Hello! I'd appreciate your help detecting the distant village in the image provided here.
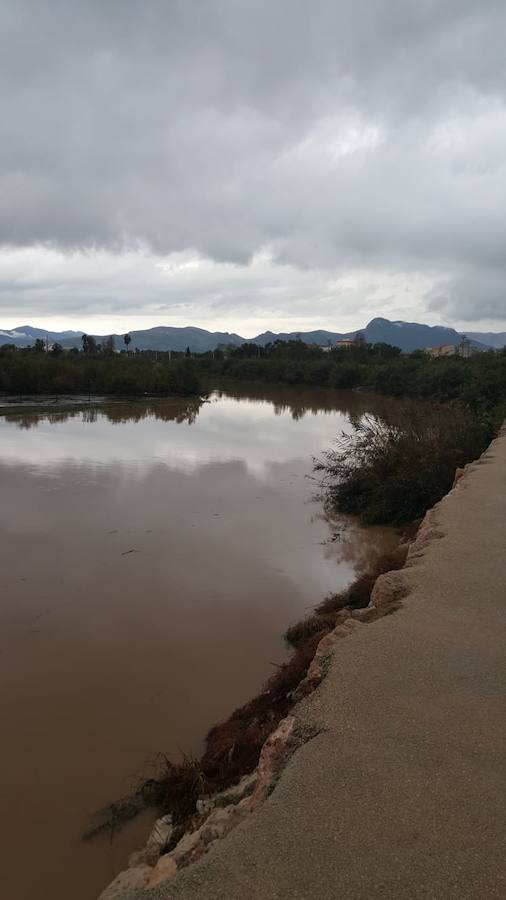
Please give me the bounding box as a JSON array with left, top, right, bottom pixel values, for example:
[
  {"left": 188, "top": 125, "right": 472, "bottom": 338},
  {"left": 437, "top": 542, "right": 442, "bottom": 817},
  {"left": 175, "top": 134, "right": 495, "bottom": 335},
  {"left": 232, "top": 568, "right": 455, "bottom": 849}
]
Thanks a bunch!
[{"left": 318, "top": 333, "right": 479, "bottom": 358}]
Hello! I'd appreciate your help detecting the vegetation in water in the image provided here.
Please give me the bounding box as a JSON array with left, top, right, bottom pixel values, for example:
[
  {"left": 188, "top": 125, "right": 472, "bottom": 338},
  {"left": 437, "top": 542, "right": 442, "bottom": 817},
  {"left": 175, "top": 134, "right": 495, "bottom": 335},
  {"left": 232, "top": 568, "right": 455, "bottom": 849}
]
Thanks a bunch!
[
  {"left": 314, "top": 403, "right": 489, "bottom": 525},
  {"left": 83, "top": 753, "right": 206, "bottom": 842}
]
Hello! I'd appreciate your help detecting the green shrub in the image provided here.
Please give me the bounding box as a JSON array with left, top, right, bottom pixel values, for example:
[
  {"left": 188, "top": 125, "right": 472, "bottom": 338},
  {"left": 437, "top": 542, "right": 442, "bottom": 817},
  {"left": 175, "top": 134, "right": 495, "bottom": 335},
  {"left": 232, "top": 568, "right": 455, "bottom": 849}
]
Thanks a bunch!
[{"left": 315, "top": 402, "right": 488, "bottom": 524}]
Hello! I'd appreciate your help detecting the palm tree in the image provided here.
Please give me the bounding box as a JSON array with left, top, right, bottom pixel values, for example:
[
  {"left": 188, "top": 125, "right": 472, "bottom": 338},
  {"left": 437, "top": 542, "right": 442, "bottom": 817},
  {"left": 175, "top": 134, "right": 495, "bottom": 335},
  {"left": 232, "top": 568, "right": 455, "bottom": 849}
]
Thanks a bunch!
[{"left": 124, "top": 333, "right": 132, "bottom": 353}]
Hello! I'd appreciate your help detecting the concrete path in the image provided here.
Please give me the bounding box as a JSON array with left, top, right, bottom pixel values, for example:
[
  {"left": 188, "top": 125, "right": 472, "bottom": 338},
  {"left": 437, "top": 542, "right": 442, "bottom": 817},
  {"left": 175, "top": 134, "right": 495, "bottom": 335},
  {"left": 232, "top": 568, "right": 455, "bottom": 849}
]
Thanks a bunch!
[{"left": 134, "top": 428, "right": 506, "bottom": 899}]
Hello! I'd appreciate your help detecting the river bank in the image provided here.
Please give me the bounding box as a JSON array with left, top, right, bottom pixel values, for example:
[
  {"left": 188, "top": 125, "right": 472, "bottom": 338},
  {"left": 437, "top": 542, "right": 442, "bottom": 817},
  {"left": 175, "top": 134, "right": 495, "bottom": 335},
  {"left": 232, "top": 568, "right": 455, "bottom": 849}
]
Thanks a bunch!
[
  {"left": 95, "top": 392, "right": 493, "bottom": 897},
  {"left": 0, "top": 393, "right": 204, "bottom": 414},
  {"left": 96, "top": 536, "right": 413, "bottom": 898},
  {"left": 91, "top": 536, "right": 411, "bottom": 837},
  {"left": 100, "top": 423, "right": 506, "bottom": 900}
]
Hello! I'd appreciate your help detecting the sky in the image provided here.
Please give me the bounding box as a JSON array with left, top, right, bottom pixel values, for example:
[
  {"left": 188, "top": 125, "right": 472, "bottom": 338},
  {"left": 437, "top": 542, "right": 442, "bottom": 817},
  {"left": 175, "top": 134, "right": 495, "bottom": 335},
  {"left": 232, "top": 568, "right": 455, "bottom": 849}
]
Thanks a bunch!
[{"left": 1, "top": 0, "right": 506, "bottom": 337}]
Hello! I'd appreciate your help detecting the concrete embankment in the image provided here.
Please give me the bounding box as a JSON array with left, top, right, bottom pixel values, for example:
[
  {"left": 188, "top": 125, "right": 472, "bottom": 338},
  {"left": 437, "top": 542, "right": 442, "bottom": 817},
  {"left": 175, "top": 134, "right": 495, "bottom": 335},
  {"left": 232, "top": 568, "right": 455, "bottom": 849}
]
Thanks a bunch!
[{"left": 117, "top": 426, "right": 506, "bottom": 900}]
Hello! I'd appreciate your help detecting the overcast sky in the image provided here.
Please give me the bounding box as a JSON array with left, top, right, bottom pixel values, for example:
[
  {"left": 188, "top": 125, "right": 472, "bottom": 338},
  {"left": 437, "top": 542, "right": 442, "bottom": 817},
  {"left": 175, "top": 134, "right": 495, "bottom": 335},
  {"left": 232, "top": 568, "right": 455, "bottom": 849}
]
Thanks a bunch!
[{"left": 1, "top": 0, "right": 505, "bottom": 336}]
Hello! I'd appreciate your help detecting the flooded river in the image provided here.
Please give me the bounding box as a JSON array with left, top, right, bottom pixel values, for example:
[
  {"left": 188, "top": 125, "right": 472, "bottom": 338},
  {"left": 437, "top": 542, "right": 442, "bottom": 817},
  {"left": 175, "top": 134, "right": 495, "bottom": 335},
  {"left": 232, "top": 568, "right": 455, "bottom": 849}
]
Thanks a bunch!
[{"left": 0, "top": 384, "right": 398, "bottom": 900}]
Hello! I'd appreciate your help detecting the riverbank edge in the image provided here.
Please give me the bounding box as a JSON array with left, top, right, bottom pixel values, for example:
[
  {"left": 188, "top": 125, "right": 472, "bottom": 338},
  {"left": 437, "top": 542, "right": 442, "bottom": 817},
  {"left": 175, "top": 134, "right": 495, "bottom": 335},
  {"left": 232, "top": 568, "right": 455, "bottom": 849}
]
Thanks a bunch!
[
  {"left": 87, "top": 537, "right": 410, "bottom": 840},
  {"left": 96, "top": 425, "right": 504, "bottom": 900},
  {"left": 96, "top": 443, "right": 495, "bottom": 899},
  {"left": 0, "top": 393, "right": 204, "bottom": 415}
]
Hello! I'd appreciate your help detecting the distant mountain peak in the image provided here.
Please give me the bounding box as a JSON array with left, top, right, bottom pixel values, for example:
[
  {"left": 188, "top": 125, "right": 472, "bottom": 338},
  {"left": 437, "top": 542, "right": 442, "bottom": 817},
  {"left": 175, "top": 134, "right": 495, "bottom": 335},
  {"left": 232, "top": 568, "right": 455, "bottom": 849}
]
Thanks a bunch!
[{"left": 368, "top": 316, "right": 390, "bottom": 325}]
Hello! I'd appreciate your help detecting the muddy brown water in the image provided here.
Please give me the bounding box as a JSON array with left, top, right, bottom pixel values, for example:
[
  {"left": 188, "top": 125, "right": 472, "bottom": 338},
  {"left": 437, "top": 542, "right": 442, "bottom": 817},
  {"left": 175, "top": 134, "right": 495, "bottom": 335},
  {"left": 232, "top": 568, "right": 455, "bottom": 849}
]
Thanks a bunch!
[{"left": 0, "top": 384, "right": 399, "bottom": 900}]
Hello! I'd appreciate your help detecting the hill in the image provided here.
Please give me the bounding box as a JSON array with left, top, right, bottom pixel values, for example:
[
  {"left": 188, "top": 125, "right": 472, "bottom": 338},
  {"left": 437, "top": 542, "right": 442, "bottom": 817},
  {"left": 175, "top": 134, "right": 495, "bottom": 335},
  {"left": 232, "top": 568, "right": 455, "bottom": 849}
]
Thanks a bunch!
[
  {"left": 0, "top": 326, "right": 83, "bottom": 347},
  {"left": 466, "top": 331, "right": 506, "bottom": 350},
  {"left": 357, "top": 318, "right": 490, "bottom": 351},
  {"left": 0, "top": 318, "right": 500, "bottom": 353}
]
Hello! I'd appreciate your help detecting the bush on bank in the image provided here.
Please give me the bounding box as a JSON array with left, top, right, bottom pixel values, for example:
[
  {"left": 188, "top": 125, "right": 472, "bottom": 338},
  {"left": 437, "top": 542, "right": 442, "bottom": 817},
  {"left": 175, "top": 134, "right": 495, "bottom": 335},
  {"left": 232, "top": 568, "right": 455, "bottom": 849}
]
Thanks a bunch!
[{"left": 315, "top": 402, "right": 489, "bottom": 525}]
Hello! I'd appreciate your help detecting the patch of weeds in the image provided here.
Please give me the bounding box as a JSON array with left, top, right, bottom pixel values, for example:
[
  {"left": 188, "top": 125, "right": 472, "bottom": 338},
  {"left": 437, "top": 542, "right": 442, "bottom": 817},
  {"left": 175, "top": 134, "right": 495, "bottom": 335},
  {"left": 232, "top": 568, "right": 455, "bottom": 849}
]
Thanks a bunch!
[
  {"left": 141, "top": 752, "right": 207, "bottom": 826},
  {"left": 285, "top": 612, "right": 339, "bottom": 647}
]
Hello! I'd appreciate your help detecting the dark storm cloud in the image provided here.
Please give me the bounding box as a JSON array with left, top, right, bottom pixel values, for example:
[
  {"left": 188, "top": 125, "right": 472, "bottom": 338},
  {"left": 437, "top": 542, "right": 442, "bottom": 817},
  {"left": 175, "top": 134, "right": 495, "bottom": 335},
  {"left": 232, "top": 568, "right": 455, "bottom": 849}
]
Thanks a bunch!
[{"left": 1, "top": 0, "right": 506, "bottom": 322}]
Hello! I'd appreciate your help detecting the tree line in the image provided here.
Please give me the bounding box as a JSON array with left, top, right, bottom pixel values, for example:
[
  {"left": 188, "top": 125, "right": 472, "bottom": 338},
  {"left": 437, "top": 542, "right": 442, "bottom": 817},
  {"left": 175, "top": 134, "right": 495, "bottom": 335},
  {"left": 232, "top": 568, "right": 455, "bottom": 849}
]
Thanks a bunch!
[
  {"left": 1, "top": 337, "right": 505, "bottom": 432},
  {"left": 0, "top": 342, "right": 201, "bottom": 397}
]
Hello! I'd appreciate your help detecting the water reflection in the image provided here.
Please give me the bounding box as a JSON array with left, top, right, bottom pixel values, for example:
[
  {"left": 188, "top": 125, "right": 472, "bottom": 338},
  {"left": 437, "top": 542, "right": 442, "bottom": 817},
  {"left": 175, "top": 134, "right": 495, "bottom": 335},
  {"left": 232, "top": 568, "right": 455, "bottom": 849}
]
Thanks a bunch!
[
  {"left": 0, "top": 391, "right": 376, "bottom": 477},
  {"left": 0, "top": 382, "right": 400, "bottom": 429},
  {"left": 210, "top": 382, "right": 396, "bottom": 422},
  {"left": 0, "top": 397, "right": 202, "bottom": 429}
]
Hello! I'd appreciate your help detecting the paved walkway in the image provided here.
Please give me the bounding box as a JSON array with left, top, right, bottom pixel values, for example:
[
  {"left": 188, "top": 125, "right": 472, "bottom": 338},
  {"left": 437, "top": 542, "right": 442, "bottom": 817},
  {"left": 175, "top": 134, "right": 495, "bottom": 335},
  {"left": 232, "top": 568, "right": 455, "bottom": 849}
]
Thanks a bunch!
[{"left": 134, "top": 428, "right": 506, "bottom": 900}]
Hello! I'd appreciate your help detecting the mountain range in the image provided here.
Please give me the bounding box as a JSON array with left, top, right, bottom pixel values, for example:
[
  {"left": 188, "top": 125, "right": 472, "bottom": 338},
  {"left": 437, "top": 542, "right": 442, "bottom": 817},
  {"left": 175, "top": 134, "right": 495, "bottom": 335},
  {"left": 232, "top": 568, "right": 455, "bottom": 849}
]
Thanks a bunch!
[
  {"left": 465, "top": 331, "right": 506, "bottom": 350},
  {"left": 1, "top": 318, "right": 504, "bottom": 353}
]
